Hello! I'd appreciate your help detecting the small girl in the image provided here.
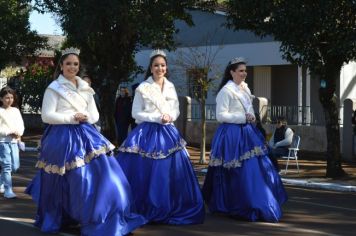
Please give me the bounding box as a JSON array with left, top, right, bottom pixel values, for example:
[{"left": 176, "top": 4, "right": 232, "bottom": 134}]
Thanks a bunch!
[{"left": 0, "top": 86, "right": 25, "bottom": 198}]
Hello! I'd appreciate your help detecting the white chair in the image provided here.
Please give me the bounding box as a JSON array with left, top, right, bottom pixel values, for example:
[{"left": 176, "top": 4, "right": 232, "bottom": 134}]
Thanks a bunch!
[{"left": 282, "top": 134, "right": 301, "bottom": 174}]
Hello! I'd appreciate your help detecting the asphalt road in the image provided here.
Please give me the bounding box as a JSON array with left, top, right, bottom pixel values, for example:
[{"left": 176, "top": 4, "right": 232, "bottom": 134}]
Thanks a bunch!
[{"left": 1, "top": 153, "right": 356, "bottom": 236}]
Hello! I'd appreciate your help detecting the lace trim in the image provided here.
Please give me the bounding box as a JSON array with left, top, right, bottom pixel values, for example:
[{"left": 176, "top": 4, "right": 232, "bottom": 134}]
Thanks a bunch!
[
  {"left": 118, "top": 139, "right": 187, "bottom": 159},
  {"left": 208, "top": 145, "right": 268, "bottom": 169},
  {"left": 36, "top": 143, "right": 115, "bottom": 175}
]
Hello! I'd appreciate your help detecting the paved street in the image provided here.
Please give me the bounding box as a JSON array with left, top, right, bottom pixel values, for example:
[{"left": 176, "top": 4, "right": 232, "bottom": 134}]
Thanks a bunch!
[{"left": 1, "top": 152, "right": 356, "bottom": 236}]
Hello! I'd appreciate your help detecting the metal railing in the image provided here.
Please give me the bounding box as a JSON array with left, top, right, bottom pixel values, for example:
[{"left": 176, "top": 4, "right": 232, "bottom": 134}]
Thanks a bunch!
[
  {"left": 188, "top": 103, "right": 216, "bottom": 121},
  {"left": 264, "top": 105, "right": 326, "bottom": 125},
  {"left": 188, "top": 103, "right": 331, "bottom": 126}
]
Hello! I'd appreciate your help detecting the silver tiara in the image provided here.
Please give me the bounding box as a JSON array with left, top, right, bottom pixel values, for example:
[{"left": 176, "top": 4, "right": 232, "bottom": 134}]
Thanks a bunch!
[
  {"left": 229, "top": 57, "right": 246, "bottom": 65},
  {"left": 61, "top": 47, "right": 80, "bottom": 56},
  {"left": 150, "top": 49, "right": 166, "bottom": 58}
]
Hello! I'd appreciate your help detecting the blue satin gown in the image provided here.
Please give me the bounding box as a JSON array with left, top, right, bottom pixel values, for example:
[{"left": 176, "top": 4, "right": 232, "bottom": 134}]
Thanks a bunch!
[
  {"left": 202, "top": 123, "right": 288, "bottom": 222},
  {"left": 26, "top": 123, "right": 146, "bottom": 236},
  {"left": 116, "top": 122, "right": 205, "bottom": 225}
]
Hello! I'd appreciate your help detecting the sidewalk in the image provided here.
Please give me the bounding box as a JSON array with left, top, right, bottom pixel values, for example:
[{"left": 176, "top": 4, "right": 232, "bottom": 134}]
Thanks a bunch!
[
  {"left": 21, "top": 132, "right": 356, "bottom": 192},
  {"left": 187, "top": 146, "right": 356, "bottom": 192}
]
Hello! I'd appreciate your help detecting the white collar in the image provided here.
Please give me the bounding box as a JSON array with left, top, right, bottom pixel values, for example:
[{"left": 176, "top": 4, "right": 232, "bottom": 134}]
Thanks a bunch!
[
  {"left": 226, "top": 80, "right": 249, "bottom": 92},
  {"left": 145, "top": 76, "right": 174, "bottom": 90},
  {"left": 57, "top": 74, "right": 95, "bottom": 94}
]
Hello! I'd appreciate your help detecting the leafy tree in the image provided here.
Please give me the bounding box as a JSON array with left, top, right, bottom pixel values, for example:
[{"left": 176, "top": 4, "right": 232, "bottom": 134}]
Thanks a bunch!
[
  {"left": 226, "top": 0, "right": 356, "bottom": 177},
  {"left": 20, "top": 60, "right": 55, "bottom": 113},
  {"left": 34, "top": 0, "right": 217, "bottom": 141},
  {"left": 0, "top": 66, "right": 22, "bottom": 79},
  {"left": 0, "top": 0, "right": 47, "bottom": 70}
]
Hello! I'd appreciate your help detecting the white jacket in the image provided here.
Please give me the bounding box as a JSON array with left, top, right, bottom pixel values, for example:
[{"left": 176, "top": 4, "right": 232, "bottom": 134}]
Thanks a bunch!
[
  {"left": 132, "top": 76, "right": 180, "bottom": 124},
  {"left": 0, "top": 107, "right": 24, "bottom": 143},
  {"left": 216, "top": 80, "right": 255, "bottom": 124},
  {"left": 41, "top": 75, "right": 99, "bottom": 125}
]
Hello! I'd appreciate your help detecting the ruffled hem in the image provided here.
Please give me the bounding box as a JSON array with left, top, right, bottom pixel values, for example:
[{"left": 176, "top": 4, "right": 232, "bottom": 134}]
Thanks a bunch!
[
  {"left": 36, "top": 143, "right": 115, "bottom": 175},
  {"left": 118, "top": 139, "right": 186, "bottom": 159},
  {"left": 118, "top": 122, "right": 187, "bottom": 159},
  {"left": 208, "top": 123, "right": 268, "bottom": 169},
  {"left": 209, "top": 145, "right": 268, "bottom": 169}
]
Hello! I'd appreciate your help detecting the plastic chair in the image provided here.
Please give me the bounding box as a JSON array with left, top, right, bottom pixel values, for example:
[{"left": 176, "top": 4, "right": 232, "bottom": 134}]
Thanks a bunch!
[{"left": 282, "top": 134, "right": 300, "bottom": 174}]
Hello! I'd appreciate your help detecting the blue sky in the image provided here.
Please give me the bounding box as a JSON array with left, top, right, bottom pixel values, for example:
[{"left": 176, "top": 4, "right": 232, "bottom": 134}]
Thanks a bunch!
[{"left": 29, "top": 11, "right": 63, "bottom": 35}]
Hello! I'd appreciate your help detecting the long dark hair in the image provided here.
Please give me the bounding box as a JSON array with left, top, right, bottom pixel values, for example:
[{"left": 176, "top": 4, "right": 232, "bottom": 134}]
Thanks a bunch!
[
  {"left": 144, "top": 54, "right": 168, "bottom": 80},
  {"left": 217, "top": 61, "right": 247, "bottom": 92},
  {"left": 0, "top": 86, "right": 18, "bottom": 108},
  {"left": 53, "top": 53, "right": 80, "bottom": 80}
]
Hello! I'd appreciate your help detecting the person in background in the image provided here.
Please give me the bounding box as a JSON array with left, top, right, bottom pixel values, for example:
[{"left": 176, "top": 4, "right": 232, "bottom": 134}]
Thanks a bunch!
[
  {"left": 0, "top": 86, "right": 24, "bottom": 199},
  {"left": 25, "top": 47, "right": 146, "bottom": 235},
  {"left": 130, "top": 83, "right": 140, "bottom": 130},
  {"left": 7, "top": 69, "right": 24, "bottom": 110},
  {"left": 268, "top": 116, "right": 294, "bottom": 171},
  {"left": 202, "top": 57, "right": 287, "bottom": 223},
  {"left": 114, "top": 87, "right": 133, "bottom": 145},
  {"left": 116, "top": 49, "right": 205, "bottom": 225},
  {"left": 82, "top": 74, "right": 101, "bottom": 132}
]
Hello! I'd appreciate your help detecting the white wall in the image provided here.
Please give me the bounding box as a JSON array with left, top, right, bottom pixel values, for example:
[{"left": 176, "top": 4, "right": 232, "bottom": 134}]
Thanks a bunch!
[
  {"left": 339, "top": 61, "right": 356, "bottom": 125},
  {"left": 133, "top": 42, "right": 290, "bottom": 103},
  {"left": 135, "top": 41, "right": 290, "bottom": 70},
  {"left": 340, "top": 61, "right": 356, "bottom": 101}
]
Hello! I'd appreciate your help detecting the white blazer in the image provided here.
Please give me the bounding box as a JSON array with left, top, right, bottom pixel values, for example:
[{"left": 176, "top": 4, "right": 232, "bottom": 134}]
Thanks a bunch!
[
  {"left": 216, "top": 80, "right": 255, "bottom": 124},
  {"left": 0, "top": 107, "right": 24, "bottom": 142},
  {"left": 41, "top": 75, "right": 99, "bottom": 125},
  {"left": 132, "top": 76, "right": 180, "bottom": 124}
]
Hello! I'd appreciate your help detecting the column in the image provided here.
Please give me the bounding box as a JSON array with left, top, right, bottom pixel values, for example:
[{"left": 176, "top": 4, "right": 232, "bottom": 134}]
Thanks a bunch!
[{"left": 298, "top": 66, "right": 303, "bottom": 125}]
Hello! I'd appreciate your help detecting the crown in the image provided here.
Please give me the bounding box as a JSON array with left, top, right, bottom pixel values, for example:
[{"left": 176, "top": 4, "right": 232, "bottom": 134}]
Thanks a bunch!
[
  {"left": 229, "top": 57, "right": 246, "bottom": 65},
  {"left": 61, "top": 47, "right": 80, "bottom": 56},
  {"left": 150, "top": 49, "right": 166, "bottom": 58}
]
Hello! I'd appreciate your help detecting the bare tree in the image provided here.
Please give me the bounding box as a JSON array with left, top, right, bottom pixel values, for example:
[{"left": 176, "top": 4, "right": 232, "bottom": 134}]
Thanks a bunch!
[{"left": 173, "top": 39, "right": 223, "bottom": 164}]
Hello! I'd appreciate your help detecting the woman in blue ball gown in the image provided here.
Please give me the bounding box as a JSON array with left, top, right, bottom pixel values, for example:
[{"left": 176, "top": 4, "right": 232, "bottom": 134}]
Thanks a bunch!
[
  {"left": 26, "top": 48, "right": 146, "bottom": 235},
  {"left": 116, "top": 49, "right": 204, "bottom": 225},
  {"left": 202, "top": 57, "right": 287, "bottom": 222}
]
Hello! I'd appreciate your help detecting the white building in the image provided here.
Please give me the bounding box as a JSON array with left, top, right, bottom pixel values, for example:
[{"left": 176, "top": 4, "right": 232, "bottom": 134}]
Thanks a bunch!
[{"left": 132, "top": 10, "right": 356, "bottom": 127}]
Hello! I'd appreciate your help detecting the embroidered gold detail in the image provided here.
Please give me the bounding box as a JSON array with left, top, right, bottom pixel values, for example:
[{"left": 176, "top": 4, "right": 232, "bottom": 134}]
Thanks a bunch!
[
  {"left": 35, "top": 144, "right": 115, "bottom": 175},
  {"left": 118, "top": 139, "right": 187, "bottom": 159},
  {"left": 209, "top": 145, "right": 268, "bottom": 169}
]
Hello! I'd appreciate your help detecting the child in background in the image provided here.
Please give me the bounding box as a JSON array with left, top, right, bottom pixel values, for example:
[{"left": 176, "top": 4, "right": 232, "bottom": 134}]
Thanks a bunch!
[{"left": 0, "top": 86, "right": 24, "bottom": 198}]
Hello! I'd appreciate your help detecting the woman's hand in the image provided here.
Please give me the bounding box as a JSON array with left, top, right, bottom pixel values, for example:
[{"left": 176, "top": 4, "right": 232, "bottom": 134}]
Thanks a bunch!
[
  {"left": 246, "top": 113, "right": 256, "bottom": 123},
  {"left": 161, "top": 114, "right": 172, "bottom": 124},
  {"left": 10, "top": 132, "right": 21, "bottom": 139},
  {"left": 74, "top": 113, "right": 88, "bottom": 122}
]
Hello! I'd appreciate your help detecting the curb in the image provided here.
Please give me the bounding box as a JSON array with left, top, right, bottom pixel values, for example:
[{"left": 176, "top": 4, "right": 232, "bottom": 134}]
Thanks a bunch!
[
  {"left": 196, "top": 168, "right": 356, "bottom": 193},
  {"left": 281, "top": 178, "right": 356, "bottom": 192}
]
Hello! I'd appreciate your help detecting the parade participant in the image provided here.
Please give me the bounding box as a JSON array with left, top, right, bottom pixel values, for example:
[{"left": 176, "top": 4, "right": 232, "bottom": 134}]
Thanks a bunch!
[
  {"left": 26, "top": 47, "right": 146, "bottom": 235},
  {"left": 116, "top": 49, "right": 205, "bottom": 225},
  {"left": 202, "top": 57, "right": 287, "bottom": 222},
  {"left": 0, "top": 87, "right": 24, "bottom": 198}
]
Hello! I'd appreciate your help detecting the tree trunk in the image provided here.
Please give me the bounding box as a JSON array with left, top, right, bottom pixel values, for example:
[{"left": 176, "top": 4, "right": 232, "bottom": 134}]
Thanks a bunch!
[
  {"left": 199, "top": 98, "right": 207, "bottom": 164},
  {"left": 318, "top": 62, "right": 345, "bottom": 178},
  {"left": 99, "top": 75, "right": 119, "bottom": 143}
]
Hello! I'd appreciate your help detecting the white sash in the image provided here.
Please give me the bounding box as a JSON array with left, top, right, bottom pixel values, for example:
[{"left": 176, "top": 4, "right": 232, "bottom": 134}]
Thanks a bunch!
[
  {"left": 48, "top": 80, "right": 88, "bottom": 112},
  {"left": 138, "top": 79, "right": 171, "bottom": 114}
]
